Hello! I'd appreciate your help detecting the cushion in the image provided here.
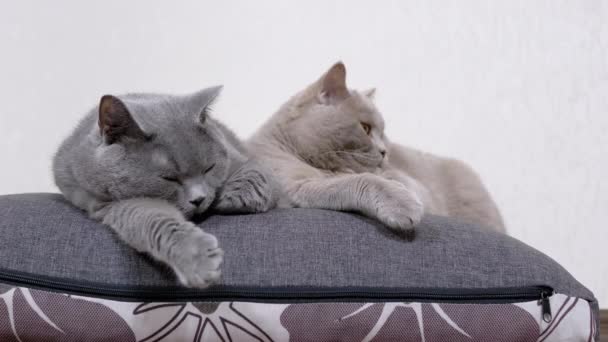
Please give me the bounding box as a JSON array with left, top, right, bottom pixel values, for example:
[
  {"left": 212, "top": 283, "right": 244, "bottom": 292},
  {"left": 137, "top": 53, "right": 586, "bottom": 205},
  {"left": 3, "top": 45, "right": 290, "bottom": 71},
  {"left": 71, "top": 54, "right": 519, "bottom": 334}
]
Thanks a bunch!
[{"left": 0, "top": 193, "right": 599, "bottom": 341}]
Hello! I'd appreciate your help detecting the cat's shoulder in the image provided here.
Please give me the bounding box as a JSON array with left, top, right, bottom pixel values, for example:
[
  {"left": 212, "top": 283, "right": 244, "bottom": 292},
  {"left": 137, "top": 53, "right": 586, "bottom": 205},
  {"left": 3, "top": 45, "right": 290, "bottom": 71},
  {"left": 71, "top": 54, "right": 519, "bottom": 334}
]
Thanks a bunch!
[
  {"left": 388, "top": 143, "right": 444, "bottom": 166},
  {"left": 388, "top": 142, "right": 481, "bottom": 178}
]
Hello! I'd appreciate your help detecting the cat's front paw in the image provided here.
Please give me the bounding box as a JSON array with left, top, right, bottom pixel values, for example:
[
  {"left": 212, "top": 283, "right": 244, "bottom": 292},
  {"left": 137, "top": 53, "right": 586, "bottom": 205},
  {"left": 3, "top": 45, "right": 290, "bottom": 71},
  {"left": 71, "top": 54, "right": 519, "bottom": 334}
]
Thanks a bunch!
[
  {"left": 372, "top": 179, "right": 424, "bottom": 234},
  {"left": 214, "top": 169, "right": 276, "bottom": 213},
  {"left": 171, "top": 226, "right": 224, "bottom": 288}
]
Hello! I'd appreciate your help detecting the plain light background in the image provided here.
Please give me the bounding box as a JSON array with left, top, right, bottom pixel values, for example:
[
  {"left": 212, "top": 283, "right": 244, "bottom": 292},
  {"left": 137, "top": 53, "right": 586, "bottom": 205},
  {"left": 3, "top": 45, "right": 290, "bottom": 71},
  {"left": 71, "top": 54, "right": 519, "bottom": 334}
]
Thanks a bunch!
[{"left": 1, "top": 1, "right": 606, "bottom": 306}]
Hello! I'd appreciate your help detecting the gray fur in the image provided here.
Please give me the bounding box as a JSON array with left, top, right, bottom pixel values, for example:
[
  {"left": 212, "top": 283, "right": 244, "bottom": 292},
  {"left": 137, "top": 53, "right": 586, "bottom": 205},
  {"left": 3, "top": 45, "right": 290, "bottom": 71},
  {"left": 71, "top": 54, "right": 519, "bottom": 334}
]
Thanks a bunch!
[
  {"left": 53, "top": 87, "right": 277, "bottom": 288},
  {"left": 250, "top": 62, "right": 505, "bottom": 234}
]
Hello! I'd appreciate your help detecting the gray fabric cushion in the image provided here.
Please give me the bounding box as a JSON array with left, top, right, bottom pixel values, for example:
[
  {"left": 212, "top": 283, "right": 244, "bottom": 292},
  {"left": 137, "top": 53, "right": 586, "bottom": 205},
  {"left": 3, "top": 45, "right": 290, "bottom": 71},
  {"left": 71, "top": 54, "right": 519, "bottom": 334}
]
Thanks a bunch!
[{"left": 0, "top": 193, "right": 597, "bottom": 306}]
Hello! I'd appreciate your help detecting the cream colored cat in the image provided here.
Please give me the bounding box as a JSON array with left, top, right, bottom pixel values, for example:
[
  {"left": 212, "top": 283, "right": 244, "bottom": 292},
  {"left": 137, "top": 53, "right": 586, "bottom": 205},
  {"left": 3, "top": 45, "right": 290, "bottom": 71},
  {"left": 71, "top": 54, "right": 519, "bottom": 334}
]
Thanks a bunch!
[{"left": 249, "top": 62, "right": 505, "bottom": 234}]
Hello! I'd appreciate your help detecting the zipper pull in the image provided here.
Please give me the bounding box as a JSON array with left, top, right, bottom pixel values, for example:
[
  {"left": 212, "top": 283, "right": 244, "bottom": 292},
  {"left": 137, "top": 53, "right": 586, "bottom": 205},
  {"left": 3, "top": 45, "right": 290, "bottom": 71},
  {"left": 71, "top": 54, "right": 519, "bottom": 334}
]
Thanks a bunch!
[{"left": 539, "top": 291, "right": 552, "bottom": 323}]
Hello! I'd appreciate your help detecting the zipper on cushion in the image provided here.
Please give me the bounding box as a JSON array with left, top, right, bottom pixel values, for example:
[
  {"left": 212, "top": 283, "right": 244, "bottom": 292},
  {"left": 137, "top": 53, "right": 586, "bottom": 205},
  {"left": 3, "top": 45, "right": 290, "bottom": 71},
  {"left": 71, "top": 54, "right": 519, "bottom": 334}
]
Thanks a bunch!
[
  {"left": 0, "top": 268, "right": 553, "bottom": 308},
  {"left": 539, "top": 289, "right": 552, "bottom": 322}
]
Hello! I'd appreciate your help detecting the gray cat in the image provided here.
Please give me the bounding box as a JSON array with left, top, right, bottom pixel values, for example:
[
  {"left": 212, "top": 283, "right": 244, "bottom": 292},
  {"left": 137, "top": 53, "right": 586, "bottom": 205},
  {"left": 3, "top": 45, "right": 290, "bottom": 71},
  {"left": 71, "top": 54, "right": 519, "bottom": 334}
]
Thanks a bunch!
[
  {"left": 249, "top": 63, "right": 505, "bottom": 235},
  {"left": 53, "top": 86, "right": 276, "bottom": 288}
]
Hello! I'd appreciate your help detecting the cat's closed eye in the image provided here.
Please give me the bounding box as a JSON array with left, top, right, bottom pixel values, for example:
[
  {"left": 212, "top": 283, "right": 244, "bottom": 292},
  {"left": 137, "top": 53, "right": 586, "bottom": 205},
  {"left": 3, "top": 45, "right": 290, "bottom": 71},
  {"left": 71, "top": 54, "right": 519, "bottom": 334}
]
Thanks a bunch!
[
  {"left": 203, "top": 163, "right": 216, "bottom": 174},
  {"left": 360, "top": 122, "right": 372, "bottom": 135},
  {"left": 161, "top": 176, "right": 181, "bottom": 184}
]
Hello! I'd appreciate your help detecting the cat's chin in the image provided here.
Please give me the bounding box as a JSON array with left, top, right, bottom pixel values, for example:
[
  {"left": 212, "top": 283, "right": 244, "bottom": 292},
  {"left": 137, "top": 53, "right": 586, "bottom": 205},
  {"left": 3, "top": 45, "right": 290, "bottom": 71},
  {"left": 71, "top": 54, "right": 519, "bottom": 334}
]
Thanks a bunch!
[
  {"left": 351, "top": 164, "right": 383, "bottom": 174},
  {"left": 354, "top": 159, "right": 384, "bottom": 173},
  {"left": 178, "top": 205, "right": 197, "bottom": 220},
  {"left": 334, "top": 163, "right": 379, "bottom": 173},
  {"left": 183, "top": 203, "right": 214, "bottom": 221}
]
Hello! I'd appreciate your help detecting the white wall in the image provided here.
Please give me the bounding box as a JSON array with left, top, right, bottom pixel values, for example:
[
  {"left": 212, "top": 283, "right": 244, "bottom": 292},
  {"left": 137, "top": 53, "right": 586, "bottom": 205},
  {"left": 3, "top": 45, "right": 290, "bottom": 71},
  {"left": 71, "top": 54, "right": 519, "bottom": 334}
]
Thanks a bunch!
[{"left": 1, "top": 1, "right": 606, "bottom": 306}]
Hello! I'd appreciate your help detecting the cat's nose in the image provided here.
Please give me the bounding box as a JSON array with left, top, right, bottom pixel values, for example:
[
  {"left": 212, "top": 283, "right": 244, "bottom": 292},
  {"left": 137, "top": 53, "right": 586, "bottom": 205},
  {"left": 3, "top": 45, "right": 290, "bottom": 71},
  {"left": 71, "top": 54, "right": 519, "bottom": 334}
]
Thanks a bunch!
[
  {"left": 380, "top": 149, "right": 386, "bottom": 158},
  {"left": 189, "top": 197, "right": 205, "bottom": 207}
]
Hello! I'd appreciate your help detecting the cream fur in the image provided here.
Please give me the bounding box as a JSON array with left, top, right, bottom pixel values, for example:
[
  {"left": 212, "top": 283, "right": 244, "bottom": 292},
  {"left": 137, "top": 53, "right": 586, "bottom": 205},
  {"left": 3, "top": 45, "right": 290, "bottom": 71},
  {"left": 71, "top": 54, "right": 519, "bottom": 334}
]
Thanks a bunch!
[{"left": 249, "top": 62, "right": 505, "bottom": 233}]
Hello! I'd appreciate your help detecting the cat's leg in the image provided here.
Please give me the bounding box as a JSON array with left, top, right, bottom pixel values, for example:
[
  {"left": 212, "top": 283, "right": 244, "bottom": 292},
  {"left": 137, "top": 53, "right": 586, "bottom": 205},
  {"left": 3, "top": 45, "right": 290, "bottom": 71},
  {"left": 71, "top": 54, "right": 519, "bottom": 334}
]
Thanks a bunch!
[
  {"left": 288, "top": 173, "right": 424, "bottom": 233},
  {"left": 94, "top": 198, "right": 223, "bottom": 288},
  {"left": 212, "top": 160, "right": 277, "bottom": 214},
  {"left": 380, "top": 168, "right": 443, "bottom": 214}
]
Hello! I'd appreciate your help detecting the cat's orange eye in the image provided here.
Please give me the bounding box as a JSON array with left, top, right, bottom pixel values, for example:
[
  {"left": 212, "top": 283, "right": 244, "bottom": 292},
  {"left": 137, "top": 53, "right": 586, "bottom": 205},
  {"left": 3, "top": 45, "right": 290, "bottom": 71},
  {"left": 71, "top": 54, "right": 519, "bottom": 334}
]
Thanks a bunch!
[{"left": 361, "top": 122, "right": 372, "bottom": 135}]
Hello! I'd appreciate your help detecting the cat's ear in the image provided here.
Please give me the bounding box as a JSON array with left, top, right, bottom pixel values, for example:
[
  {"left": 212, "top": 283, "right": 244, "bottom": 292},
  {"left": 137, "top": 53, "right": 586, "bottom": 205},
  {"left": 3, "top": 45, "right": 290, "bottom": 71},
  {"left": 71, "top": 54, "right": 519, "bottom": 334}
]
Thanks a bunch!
[
  {"left": 190, "top": 85, "right": 223, "bottom": 125},
  {"left": 363, "top": 88, "right": 376, "bottom": 100},
  {"left": 98, "top": 95, "right": 147, "bottom": 144},
  {"left": 318, "top": 61, "right": 350, "bottom": 104}
]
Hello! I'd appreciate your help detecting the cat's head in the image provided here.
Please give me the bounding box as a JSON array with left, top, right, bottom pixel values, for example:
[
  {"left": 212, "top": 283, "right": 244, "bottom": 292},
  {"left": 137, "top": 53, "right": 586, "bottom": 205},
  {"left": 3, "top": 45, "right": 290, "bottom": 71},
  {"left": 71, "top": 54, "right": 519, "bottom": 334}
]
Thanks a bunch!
[
  {"left": 279, "top": 62, "right": 387, "bottom": 173},
  {"left": 95, "top": 87, "right": 230, "bottom": 218}
]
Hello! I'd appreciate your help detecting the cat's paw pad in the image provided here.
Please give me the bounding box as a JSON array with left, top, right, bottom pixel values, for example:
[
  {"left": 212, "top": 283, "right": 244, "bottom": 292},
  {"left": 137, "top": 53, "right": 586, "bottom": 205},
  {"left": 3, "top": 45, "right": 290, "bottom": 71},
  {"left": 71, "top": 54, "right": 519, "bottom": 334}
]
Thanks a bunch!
[
  {"left": 172, "top": 230, "right": 224, "bottom": 288},
  {"left": 374, "top": 180, "right": 424, "bottom": 234}
]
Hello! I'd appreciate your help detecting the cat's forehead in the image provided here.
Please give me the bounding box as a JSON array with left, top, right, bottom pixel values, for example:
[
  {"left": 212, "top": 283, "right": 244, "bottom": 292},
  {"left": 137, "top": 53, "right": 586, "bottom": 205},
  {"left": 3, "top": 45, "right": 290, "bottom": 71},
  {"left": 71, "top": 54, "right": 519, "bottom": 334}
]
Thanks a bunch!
[
  {"left": 118, "top": 87, "right": 220, "bottom": 122},
  {"left": 344, "top": 92, "right": 384, "bottom": 127},
  {"left": 147, "top": 139, "right": 208, "bottom": 173},
  {"left": 120, "top": 94, "right": 184, "bottom": 120},
  {"left": 150, "top": 148, "right": 174, "bottom": 169},
  {"left": 120, "top": 93, "right": 176, "bottom": 112},
  {"left": 147, "top": 121, "right": 227, "bottom": 174},
  {"left": 118, "top": 94, "right": 204, "bottom": 138}
]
